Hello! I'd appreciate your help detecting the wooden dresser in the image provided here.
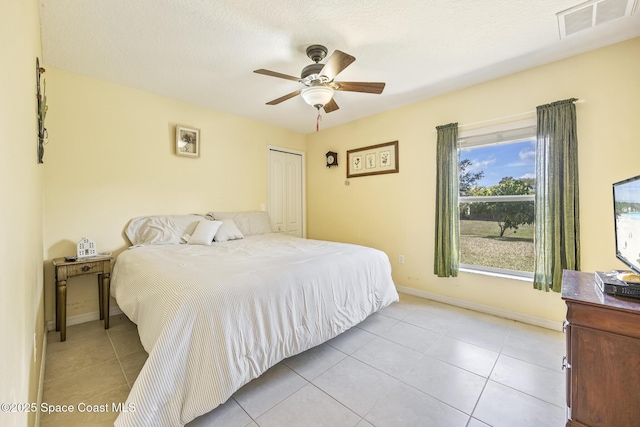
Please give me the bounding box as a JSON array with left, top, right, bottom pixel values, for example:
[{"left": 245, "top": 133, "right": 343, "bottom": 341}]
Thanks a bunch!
[{"left": 561, "top": 269, "right": 640, "bottom": 427}]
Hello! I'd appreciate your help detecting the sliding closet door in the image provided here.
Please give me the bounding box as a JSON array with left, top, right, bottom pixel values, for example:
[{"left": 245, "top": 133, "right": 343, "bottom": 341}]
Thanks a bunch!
[{"left": 268, "top": 148, "right": 303, "bottom": 237}]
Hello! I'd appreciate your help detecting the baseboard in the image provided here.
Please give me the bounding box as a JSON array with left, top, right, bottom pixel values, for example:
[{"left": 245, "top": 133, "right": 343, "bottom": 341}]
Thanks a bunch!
[
  {"left": 46, "top": 306, "right": 123, "bottom": 332},
  {"left": 35, "top": 329, "right": 46, "bottom": 427},
  {"left": 395, "top": 285, "right": 563, "bottom": 331}
]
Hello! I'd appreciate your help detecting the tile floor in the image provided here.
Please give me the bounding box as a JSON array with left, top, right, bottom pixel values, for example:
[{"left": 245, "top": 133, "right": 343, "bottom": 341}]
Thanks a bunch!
[{"left": 41, "top": 293, "right": 567, "bottom": 427}]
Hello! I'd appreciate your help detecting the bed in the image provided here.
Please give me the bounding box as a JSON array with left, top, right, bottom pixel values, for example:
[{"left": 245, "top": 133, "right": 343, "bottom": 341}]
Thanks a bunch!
[{"left": 111, "top": 212, "right": 398, "bottom": 427}]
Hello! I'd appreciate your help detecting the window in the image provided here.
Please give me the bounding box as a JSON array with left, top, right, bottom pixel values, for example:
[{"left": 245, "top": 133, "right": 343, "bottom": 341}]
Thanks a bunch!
[{"left": 457, "top": 119, "right": 536, "bottom": 278}]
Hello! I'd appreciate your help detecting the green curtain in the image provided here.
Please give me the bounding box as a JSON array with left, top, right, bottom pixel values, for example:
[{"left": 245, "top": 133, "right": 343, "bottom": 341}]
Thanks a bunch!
[
  {"left": 434, "top": 123, "right": 460, "bottom": 277},
  {"left": 533, "top": 99, "right": 580, "bottom": 292}
]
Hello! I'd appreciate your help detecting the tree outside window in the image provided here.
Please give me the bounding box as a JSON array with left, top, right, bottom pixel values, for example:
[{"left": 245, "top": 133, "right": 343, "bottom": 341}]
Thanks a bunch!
[{"left": 458, "top": 134, "right": 536, "bottom": 275}]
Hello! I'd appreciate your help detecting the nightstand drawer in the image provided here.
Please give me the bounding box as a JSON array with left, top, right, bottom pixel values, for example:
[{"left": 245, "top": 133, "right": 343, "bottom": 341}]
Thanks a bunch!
[{"left": 66, "top": 261, "right": 104, "bottom": 276}]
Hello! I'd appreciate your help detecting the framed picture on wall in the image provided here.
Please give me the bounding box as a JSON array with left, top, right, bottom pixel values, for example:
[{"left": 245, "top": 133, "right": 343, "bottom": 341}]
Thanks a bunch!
[
  {"left": 352, "top": 155, "right": 363, "bottom": 171},
  {"left": 365, "top": 153, "right": 376, "bottom": 169},
  {"left": 176, "top": 125, "right": 200, "bottom": 157},
  {"left": 347, "top": 141, "right": 399, "bottom": 178}
]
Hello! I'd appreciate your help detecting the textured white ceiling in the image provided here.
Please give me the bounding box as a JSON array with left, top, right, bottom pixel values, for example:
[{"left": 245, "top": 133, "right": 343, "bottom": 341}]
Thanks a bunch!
[{"left": 38, "top": 0, "right": 640, "bottom": 134}]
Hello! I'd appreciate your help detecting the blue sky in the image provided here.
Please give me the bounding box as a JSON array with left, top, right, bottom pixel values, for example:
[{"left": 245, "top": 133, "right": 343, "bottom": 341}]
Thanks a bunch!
[
  {"left": 459, "top": 139, "right": 536, "bottom": 187},
  {"left": 615, "top": 177, "right": 640, "bottom": 203}
]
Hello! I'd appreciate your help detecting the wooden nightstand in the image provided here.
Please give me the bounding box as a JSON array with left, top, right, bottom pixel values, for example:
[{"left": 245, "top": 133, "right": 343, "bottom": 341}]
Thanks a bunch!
[{"left": 52, "top": 255, "right": 113, "bottom": 341}]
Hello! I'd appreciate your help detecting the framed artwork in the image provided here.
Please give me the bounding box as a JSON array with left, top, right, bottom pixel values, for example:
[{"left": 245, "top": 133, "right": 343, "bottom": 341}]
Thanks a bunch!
[
  {"left": 365, "top": 153, "right": 376, "bottom": 169},
  {"left": 347, "top": 141, "right": 399, "bottom": 178},
  {"left": 353, "top": 155, "right": 363, "bottom": 171},
  {"left": 176, "top": 125, "right": 200, "bottom": 157}
]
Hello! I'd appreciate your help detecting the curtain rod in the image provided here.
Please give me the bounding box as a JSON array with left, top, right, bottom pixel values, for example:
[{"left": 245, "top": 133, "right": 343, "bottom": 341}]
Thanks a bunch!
[{"left": 434, "top": 99, "right": 586, "bottom": 132}]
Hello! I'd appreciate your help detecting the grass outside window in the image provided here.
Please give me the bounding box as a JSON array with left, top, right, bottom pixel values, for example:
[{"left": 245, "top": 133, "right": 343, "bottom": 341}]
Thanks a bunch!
[{"left": 460, "top": 219, "right": 534, "bottom": 273}]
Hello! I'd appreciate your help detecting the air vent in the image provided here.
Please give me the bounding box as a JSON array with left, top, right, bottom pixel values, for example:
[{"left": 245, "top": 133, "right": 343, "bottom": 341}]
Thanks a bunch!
[{"left": 557, "top": 0, "right": 638, "bottom": 38}]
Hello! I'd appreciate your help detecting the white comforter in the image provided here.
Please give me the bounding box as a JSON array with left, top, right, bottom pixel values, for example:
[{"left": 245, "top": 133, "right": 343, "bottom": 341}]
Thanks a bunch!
[{"left": 111, "top": 233, "right": 398, "bottom": 427}]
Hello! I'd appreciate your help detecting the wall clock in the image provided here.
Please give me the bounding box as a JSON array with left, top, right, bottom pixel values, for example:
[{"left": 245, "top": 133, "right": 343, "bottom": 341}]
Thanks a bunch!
[{"left": 326, "top": 151, "right": 338, "bottom": 168}]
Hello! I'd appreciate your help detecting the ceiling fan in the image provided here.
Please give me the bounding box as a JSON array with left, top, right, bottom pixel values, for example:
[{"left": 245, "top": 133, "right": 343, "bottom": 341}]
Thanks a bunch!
[{"left": 254, "top": 44, "right": 386, "bottom": 114}]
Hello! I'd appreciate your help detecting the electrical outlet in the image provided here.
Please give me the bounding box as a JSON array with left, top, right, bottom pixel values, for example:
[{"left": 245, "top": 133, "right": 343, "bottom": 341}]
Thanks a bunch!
[
  {"left": 260, "top": 203, "right": 265, "bottom": 211},
  {"left": 399, "top": 255, "right": 405, "bottom": 264}
]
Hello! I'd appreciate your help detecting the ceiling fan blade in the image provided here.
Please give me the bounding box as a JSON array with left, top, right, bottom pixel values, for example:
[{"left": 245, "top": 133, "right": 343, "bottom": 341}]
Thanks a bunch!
[
  {"left": 266, "top": 90, "right": 301, "bottom": 105},
  {"left": 254, "top": 69, "right": 301, "bottom": 82},
  {"left": 335, "top": 81, "right": 386, "bottom": 94},
  {"left": 320, "top": 50, "right": 355, "bottom": 81},
  {"left": 323, "top": 98, "right": 339, "bottom": 113}
]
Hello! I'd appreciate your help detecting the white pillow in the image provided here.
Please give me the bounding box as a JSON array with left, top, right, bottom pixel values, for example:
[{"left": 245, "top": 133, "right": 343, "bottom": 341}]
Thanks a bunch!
[
  {"left": 125, "top": 214, "right": 203, "bottom": 246},
  {"left": 213, "top": 218, "right": 244, "bottom": 242},
  {"left": 209, "top": 211, "right": 273, "bottom": 236},
  {"left": 188, "top": 220, "right": 222, "bottom": 245}
]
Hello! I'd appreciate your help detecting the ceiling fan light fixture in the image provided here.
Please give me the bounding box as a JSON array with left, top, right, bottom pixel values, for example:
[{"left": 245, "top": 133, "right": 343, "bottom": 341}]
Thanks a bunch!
[{"left": 301, "top": 86, "right": 334, "bottom": 109}]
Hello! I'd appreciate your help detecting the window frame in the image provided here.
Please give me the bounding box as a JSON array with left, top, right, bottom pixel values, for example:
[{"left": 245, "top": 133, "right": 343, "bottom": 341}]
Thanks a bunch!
[{"left": 457, "top": 118, "right": 536, "bottom": 280}]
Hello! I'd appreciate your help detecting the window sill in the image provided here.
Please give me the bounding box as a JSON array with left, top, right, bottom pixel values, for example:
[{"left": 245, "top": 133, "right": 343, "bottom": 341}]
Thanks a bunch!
[{"left": 459, "top": 266, "right": 533, "bottom": 282}]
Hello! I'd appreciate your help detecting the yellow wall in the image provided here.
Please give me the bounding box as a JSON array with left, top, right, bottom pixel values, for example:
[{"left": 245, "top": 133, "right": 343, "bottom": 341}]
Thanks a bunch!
[
  {"left": 0, "top": 0, "right": 45, "bottom": 426},
  {"left": 41, "top": 38, "right": 640, "bottom": 329},
  {"left": 307, "top": 37, "right": 640, "bottom": 325},
  {"left": 1, "top": 5, "right": 633, "bottom": 423},
  {"left": 42, "top": 68, "right": 306, "bottom": 323}
]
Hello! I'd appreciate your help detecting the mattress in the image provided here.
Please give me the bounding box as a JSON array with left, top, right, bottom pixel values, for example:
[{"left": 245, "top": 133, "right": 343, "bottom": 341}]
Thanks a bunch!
[{"left": 111, "top": 233, "right": 398, "bottom": 426}]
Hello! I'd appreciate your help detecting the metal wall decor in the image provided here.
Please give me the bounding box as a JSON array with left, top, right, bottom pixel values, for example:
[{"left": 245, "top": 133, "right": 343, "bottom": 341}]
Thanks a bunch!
[{"left": 36, "top": 58, "right": 48, "bottom": 164}]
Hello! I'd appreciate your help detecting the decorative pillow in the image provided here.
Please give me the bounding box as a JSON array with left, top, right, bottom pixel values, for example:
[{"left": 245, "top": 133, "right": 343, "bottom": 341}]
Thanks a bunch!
[
  {"left": 188, "top": 220, "right": 222, "bottom": 245},
  {"left": 208, "top": 211, "right": 273, "bottom": 236},
  {"left": 213, "top": 218, "right": 244, "bottom": 242},
  {"left": 125, "top": 214, "right": 204, "bottom": 246}
]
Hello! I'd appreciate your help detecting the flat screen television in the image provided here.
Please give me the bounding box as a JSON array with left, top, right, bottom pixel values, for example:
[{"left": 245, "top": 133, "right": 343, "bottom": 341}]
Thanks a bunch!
[{"left": 613, "top": 174, "right": 640, "bottom": 276}]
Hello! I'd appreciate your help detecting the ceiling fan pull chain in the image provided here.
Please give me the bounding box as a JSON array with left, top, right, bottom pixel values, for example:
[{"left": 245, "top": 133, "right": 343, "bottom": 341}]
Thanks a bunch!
[{"left": 316, "top": 109, "right": 322, "bottom": 132}]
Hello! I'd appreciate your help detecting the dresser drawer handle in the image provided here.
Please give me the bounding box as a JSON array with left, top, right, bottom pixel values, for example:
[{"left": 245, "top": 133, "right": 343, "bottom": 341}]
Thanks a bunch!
[
  {"left": 562, "top": 356, "right": 571, "bottom": 371},
  {"left": 562, "top": 320, "right": 569, "bottom": 333},
  {"left": 82, "top": 265, "right": 91, "bottom": 272}
]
